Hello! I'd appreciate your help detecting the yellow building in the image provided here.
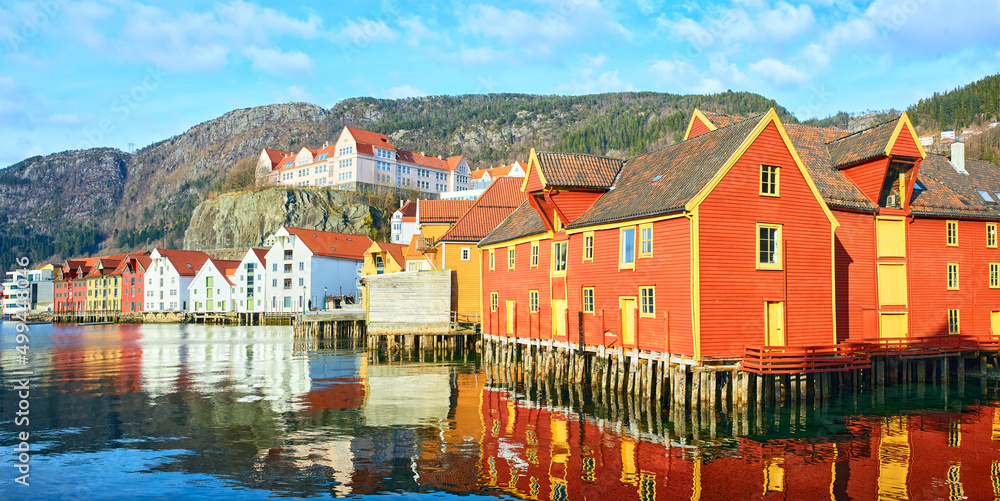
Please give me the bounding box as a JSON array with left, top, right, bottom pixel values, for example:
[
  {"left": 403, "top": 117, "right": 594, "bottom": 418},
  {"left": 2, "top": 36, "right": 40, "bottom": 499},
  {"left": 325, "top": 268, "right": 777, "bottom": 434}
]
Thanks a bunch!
[
  {"left": 84, "top": 255, "right": 127, "bottom": 311},
  {"left": 433, "top": 178, "right": 526, "bottom": 318},
  {"left": 361, "top": 242, "right": 407, "bottom": 276}
]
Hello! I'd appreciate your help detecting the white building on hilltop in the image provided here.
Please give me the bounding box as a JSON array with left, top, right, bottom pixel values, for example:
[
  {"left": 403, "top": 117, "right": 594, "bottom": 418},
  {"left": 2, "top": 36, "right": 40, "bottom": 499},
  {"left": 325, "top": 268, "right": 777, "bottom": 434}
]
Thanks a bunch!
[
  {"left": 256, "top": 126, "right": 473, "bottom": 196},
  {"left": 264, "top": 227, "right": 373, "bottom": 312}
]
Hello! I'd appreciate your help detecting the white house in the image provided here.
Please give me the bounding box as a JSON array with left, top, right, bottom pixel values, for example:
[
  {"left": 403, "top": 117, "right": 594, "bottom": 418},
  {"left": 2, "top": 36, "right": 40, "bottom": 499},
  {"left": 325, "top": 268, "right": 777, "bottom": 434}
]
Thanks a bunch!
[
  {"left": 235, "top": 248, "right": 268, "bottom": 312},
  {"left": 2, "top": 267, "right": 55, "bottom": 314},
  {"left": 941, "top": 129, "right": 956, "bottom": 141},
  {"left": 145, "top": 249, "right": 210, "bottom": 311},
  {"left": 390, "top": 201, "right": 419, "bottom": 244},
  {"left": 188, "top": 258, "right": 241, "bottom": 312},
  {"left": 264, "top": 227, "right": 373, "bottom": 312},
  {"left": 919, "top": 134, "right": 934, "bottom": 146}
]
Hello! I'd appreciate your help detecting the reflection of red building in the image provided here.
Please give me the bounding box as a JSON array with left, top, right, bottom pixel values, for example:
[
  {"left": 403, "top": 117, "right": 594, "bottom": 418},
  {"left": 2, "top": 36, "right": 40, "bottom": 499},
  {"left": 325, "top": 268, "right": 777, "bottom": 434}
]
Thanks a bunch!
[
  {"left": 49, "top": 324, "right": 144, "bottom": 395},
  {"left": 478, "top": 387, "right": 1000, "bottom": 500}
]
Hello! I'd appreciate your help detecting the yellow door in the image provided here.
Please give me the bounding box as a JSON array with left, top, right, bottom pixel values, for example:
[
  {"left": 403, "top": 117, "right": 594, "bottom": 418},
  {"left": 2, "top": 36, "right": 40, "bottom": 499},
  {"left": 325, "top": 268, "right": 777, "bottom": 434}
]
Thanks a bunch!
[
  {"left": 620, "top": 297, "right": 637, "bottom": 345},
  {"left": 879, "top": 313, "right": 907, "bottom": 338},
  {"left": 552, "top": 299, "right": 567, "bottom": 337},
  {"left": 766, "top": 301, "right": 785, "bottom": 346},
  {"left": 991, "top": 311, "right": 1000, "bottom": 336},
  {"left": 506, "top": 300, "right": 516, "bottom": 335}
]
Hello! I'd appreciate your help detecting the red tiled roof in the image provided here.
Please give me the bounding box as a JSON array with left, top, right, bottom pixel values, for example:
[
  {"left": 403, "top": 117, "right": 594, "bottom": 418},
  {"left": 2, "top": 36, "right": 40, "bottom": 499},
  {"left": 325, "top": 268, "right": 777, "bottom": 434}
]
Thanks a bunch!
[
  {"left": 417, "top": 199, "right": 475, "bottom": 224},
  {"left": 282, "top": 227, "right": 373, "bottom": 260},
  {"left": 370, "top": 242, "right": 407, "bottom": 268},
  {"left": 405, "top": 234, "right": 423, "bottom": 260},
  {"left": 445, "top": 155, "right": 466, "bottom": 172},
  {"left": 782, "top": 123, "right": 875, "bottom": 211},
  {"left": 440, "top": 178, "right": 528, "bottom": 243},
  {"left": 398, "top": 150, "right": 451, "bottom": 169},
  {"left": 702, "top": 111, "right": 746, "bottom": 128},
  {"left": 250, "top": 248, "right": 267, "bottom": 265},
  {"left": 157, "top": 249, "right": 211, "bottom": 276},
  {"left": 345, "top": 126, "right": 394, "bottom": 150},
  {"left": 826, "top": 118, "right": 900, "bottom": 168},
  {"left": 533, "top": 152, "right": 624, "bottom": 189},
  {"left": 480, "top": 200, "right": 548, "bottom": 247},
  {"left": 396, "top": 201, "right": 417, "bottom": 222},
  {"left": 264, "top": 148, "right": 291, "bottom": 168}
]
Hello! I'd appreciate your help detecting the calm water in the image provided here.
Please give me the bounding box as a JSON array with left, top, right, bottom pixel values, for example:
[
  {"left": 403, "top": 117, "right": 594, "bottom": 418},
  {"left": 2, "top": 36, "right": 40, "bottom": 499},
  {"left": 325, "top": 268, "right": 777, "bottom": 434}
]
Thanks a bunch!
[{"left": 1, "top": 323, "right": 999, "bottom": 500}]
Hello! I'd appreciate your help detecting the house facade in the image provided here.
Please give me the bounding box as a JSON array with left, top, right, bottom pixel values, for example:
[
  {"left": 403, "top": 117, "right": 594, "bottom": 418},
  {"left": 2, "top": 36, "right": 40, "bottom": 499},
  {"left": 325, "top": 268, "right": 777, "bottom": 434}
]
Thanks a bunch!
[
  {"left": 145, "top": 249, "right": 211, "bottom": 312},
  {"left": 118, "top": 254, "right": 151, "bottom": 313},
  {"left": 188, "top": 258, "right": 241, "bottom": 312},
  {"left": 480, "top": 110, "right": 839, "bottom": 360},
  {"left": 264, "top": 227, "right": 372, "bottom": 312},
  {"left": 235, "top": 248, "right": 268, "bottom": 312},
  {"left": 361, "top": 242, "right": 407, "bottom": 277},
  {"left": 256, "top": 126, "right": 473, "bottom": 196}
]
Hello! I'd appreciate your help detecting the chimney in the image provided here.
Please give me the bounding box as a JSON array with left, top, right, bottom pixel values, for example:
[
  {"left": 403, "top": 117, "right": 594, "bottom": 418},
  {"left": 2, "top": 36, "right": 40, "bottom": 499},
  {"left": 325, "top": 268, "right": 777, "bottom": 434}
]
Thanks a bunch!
[
  {"left": 439, "top": 154, "right": 445, "bottom": 160},
  {"left": 420, "top": 152, "right": 426, "bottom": 156},
  {"left": 323, "top": 141, "right": 329, "bottom": 148},
  {"left": 951, "top": 142, "right": 967, "bottom": 174}
]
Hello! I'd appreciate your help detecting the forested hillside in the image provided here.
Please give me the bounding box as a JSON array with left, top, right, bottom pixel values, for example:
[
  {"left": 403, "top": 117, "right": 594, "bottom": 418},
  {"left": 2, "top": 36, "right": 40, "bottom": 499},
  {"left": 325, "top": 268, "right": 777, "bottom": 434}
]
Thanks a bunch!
[{"left": 907, "top": 73, "right": 1000, "bottom": 131}]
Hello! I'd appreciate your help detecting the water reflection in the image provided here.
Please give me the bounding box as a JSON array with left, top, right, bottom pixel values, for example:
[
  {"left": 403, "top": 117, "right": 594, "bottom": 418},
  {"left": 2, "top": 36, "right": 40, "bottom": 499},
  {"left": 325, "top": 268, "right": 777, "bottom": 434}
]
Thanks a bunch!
[{"left": 1, "top": 323, "right": 999, "bottom": 500}]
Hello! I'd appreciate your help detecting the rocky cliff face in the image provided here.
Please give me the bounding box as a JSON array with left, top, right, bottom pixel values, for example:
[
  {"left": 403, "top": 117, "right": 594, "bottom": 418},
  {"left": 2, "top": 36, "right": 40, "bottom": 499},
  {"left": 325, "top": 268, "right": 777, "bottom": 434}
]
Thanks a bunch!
[
  {"left": 0, "top": 148, "right": 129, "bottom": 231},
  {"left": 183, "top": 188, "right": 380, "bottom": 251}
]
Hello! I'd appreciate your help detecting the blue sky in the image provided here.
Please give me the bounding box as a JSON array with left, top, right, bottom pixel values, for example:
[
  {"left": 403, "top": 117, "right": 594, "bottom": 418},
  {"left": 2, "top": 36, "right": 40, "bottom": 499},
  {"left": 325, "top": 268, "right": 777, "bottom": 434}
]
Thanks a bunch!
[{"left": 1, "top": 0, "right": 998, "bottom": 168}]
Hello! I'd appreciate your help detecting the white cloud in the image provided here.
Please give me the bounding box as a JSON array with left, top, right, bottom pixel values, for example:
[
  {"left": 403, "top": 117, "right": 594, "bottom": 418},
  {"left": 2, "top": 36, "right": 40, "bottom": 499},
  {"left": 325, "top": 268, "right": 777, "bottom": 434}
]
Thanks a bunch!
[
  {"left": 558, "top": 54, "right": 634, "bottom": 94},
  {"left": 60, "top": 1, "right": 323, "bottom": 73},
  {"left": 648, "top": 59, "right": 724, "bottom": 94},
  {"left": 47, "top": 114, "right": 85, "bottom": 126},
  {"left": 284, "top": 85, "right": 315, "bottom": 103},
  {"left": 462, "top": 1, "right": 631, "bottom": 62},
  {"left": 637, "top": 0, "right": 664, "bottom": 16},
  {"left": 334, "top": 18, "right": 398, "bottom": 44},
  {"left": 758, "top": 2, "right": 815, "bottom": 41},
  {"left": 245, "top": 46, "right": 312, "bottom": 74},
  {"left": 382, "top": 85, "right": 426, "bottom": 99},
  {"left": 398, "top": 16, "right": 440, "bottom": 47},
  {"left": 0, "top": 76, "right": 41, "bottom": 129},
  {"left": 456, "top": 46, "right": 505, "bottom": 65},
  {"left": 749, "top": 58, "right": 811, "bottom": 87}
]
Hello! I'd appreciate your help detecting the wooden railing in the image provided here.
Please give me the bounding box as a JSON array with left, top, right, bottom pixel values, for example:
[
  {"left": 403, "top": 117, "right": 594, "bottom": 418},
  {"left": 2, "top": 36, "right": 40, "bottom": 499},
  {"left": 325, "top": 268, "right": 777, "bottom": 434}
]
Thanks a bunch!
[
  {"left": 742, "top": 344, "right": 870, "bottom": 374},
  {"left": 744, "top": 334, "right": 1000, "bottom": 374}
]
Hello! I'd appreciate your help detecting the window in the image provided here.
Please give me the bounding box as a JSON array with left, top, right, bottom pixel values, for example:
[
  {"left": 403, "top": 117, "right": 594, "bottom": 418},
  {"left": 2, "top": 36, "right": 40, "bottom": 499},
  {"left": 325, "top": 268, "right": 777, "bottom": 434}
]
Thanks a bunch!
[
  {"left": 582, "top": 287, "right": 595, "bottom": 313},
  {"left": 757, "top": 223, "right": 782, "bottom": 270},
  {"left": 284, "top": 278, "right": 292, "bottom": 290},
  {"left": 284, "top": 264, "right": 292, "bottom": 273},
  {"left": 489, "top": 250, "right": 495, "bottom": 270},
  {"left": 284, "top": 250, "right": 293, "bottom": 260},
  {"left": 529, "top": 290, "right": 539, "bottom": 312},
  {"left": 272, "top": 263, "right": 277, "bottom": 272},
  {"left": 490, "top": 292, "right": 498, "bottom": 312},
  {"left": 583, "top": 232, "right": 594, "bottom": 261},
  {"left": 989, "top": 223, "right": 997, "bottom": 248},
  {"left": 991, "top": 263, "right": 999, "bottom": 288},
  {"left": 508, "top": 246, "right": 515, "bottom": 270},
  {"left": 620, "top": 227, "right": 635, "bottom": 269},
  {"left": 299, "top": 262, "right": 304, "bottom": 271},
  {"left": 639, "top": 224, "right": 653, "bottom": 258},
  {"left": 760, "top": 165, "right": 779, "bottom": 196},
  {"left": 530, "top": 242, "right": 539, "bottom": 268},
  {"left": 948, "top": 309, "right": 960, "bottom": 334},
  {"left": 640, "top": 287, "right": 655, "bottom": 317},
  {"left": 552, "top": 242, "right": 568, "bottom": 273},
  {"left": 947, "top": 263, "right": 959, "bottom": 290},
  {"left": 461, "top": 247, "right": 471, "bottom": 261},
  {"left": 947, "top": 220, "right": 958, "bottom": 246}
]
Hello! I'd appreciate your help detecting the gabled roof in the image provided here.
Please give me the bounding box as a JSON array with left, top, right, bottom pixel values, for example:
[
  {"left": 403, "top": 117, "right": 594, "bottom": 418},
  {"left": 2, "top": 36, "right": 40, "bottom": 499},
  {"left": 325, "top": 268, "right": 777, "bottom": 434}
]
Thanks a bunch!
[
  {"left": 207, "top": 259, "right": 242, "bottom": 285},
  {"left": 439, "top": 177, "right": 528, "bottom": 243},
  {"left": 155, "top": 249, "right": 212, "bottom": 276},
  {"left": 480, "top": 200, "right": 548, "bottom": 247},
  {"left": 264, "top": 148, "right": 291, "bottom": 169},
  {"left": 910, "top": 154, "right": 1000, "bottom": 219},
  {"left": 398, "top": 150, "right": 451, "bottom": 170},
  {"left": 250, "top": 248, "right": 267, "bottom": 265},
  {"left": 702, "top": 111, "right": 746, "bottom": 128},
  {"left": 570, "top": 113, "right": 769, "bottom": 228},
  {"left": 782, "top": 123, "right": 876, "bottom": 211},
  {"left": 345, "top": 126, "right": 394, "bottom": 150},
  {"left": 368, "top": 242, "right": 407, "bottom": 268},
  {"left": 826, "top": 118, "right": 901, "bottom": 168},
  {"left": 396, "top": 201, "right": 417, "bottom": 222},
  {"left": 281, "top": 227, "right": 373, "bottom": 260},
  {"left": 445, "top": 155, "right": 466, "bottom": 172},
  {"left": 531, "top": 152, "right": 624, "bottom": 190},
  {"left": 405, "top": 234, "right": 424, "bottom": 261},
  {"left": 417, "top": 199, "right": 475, "bottom": 224}
]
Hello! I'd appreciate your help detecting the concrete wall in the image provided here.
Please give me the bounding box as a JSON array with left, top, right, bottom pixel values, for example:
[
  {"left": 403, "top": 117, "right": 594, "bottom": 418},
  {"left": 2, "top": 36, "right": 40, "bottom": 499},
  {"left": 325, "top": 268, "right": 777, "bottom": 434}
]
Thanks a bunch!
[{"left": 363, "top": 269, "right": 451, "bottom": 335}]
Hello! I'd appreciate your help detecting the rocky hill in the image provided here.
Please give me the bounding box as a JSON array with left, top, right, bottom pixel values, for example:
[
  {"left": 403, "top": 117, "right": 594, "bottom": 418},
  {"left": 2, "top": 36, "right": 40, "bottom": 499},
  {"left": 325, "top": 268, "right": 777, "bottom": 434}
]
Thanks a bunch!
[{"left": 0, "top": 91, "right": 794, "bottom": 269}]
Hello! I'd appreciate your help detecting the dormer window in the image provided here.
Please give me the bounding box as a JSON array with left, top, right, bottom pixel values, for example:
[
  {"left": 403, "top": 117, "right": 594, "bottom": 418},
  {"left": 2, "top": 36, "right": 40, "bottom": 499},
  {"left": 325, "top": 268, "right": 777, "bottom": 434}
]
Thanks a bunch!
[
  {"left": 978, "top": 190, "right": 995, "bottom": 203},
  {"left": 880, "top": 160, "right": 914, "bottom": 208}
]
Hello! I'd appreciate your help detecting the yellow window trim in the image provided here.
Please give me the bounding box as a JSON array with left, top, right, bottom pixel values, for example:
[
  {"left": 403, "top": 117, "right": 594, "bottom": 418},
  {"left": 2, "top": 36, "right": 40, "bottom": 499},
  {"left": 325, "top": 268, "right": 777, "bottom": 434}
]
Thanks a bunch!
[
  {"left": 638, "top": 223, "right": 653, "bottom": 259},
  {"left": 582, "top": 231, "right": 595, "bottom": 262},
  {"left": 551, "top": 241, "right": 567, "bottom": 277},
  {"left": 948, "top": 309, "right": 960, "bottom": 334},
  {"left": 490, "top": 291, "right": 498, "bottom": 312},
  {"left": 489, "top": 249, "right": 495, "bottom": 270},
  {"left": 639, "top": 286, "right": 655, "bottom": 318},
  {"left": 528, "top": 290, "right": 539, "bottom": 313},
  {"left": 756, "top": 223, "right": 783, "bottom": 271},
  {"left": 530, "top": 241, "right": 539, "bottom": 268},
  {"left": 759, "top": 164, "right": 780, "bottom": 197},
  {"left": 507, "top": 246, "right": 515, "bottom": 270},
  {"left": 564, "top": 213, "right": 686, "bottom": 235},
  {"left": 619, "top": 226, "right": 636, "bottom": 271},
  {"left": 988, "top": 223, "right": 997, "bottom": 248},
  {"left": 947, "top": 263, "right": 959, "bottom": 290},
  {"left": 991, "top": 263, "right": 1000, "bottom": 288},
  {"left": 582, "top": 287, "right": 595, "bottom": 314},
  {"left": 946, "top": 220, "right": 958, "bottom": 246}
]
